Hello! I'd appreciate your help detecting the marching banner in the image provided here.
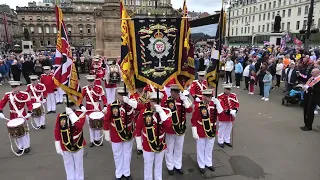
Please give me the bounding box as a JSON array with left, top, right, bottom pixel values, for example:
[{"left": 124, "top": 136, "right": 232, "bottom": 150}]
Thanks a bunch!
[{"left": 131, "top": 18, "right": 184, "bottom": 89}]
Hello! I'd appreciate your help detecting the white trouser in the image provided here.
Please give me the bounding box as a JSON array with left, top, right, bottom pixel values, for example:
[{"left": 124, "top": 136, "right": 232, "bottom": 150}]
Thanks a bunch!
[
  {"left": 196, "top": 137, "right": 215, "bottom": 169},
  {"left": 55, "top": 87, "right": 65, "bottom": 103},
  {"left": 111, "top": 140, "right": 133, "bottom": 178},
  {"left": 86, "top": 115, "right": 101, "bottom": 142},
  {"left": 62, "top": 148, "right": 84, "bottom": 180},
  {"left": 47, "top": 93, "right": 56, "bottom": 111},
  {"left": 143, "top": 150, "right": 165, "bottom": 180},
  {"left": 164, "top": 86, "right": 171, "bottom": 98},
  {"left": 33, "top": 115, "right": 46, "bottom": 127},
  {"left": 165, "top": 134, "right": 185, "bottom": 170},
  {"left": 105, "top": 87, "right": 116, "bottom": 105},
  {"left": 16, "top": 133, "right": 30, "bottom": 149},
  {"left": 218, "top": 121, "right": 233, "bottom": 144}
]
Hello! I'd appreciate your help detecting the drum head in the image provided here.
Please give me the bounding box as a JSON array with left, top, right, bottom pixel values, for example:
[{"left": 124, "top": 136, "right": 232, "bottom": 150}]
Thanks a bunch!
[
  {"left": 89, "top": 112, "right": 104, "bottom": 119},
  {"left": 33, "top": 102, "right": 42, "bottom": 109},
  {"left": 7, "top": 118, "right": 25, "bottom": 127}
]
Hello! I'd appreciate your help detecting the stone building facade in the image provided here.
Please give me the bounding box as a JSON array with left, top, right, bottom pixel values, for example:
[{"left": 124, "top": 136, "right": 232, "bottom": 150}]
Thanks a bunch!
[{"left": 0, "top": 5, "right": 19, "bottom": 50}]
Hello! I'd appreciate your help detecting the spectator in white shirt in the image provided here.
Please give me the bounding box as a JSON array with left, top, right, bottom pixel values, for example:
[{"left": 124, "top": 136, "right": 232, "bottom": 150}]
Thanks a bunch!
[
  {"left": 243, "top": 62, "right": 250, "bottom": 90},
  {"left": 224, "top": 58, "right": 234, "bottom": 84},
  {"left": 275, "top": 59, "right": 284, "bottom": 87}
]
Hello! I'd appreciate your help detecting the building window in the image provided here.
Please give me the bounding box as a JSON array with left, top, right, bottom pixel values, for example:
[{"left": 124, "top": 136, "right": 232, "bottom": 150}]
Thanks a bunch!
[
  {"left": 40, "top": 41, "right": 44, "bottom": 46},
  {"left": 242, "top": 17, "right": 243, "bottom": 23},
  {"left": 249, "top": 7, "right": 251, "bottom": 13},
  {"left": 242, "top": 9, "right": 244, "bottom": 15},
  {"left": 67, "top": 17, "right": 71, "bottom": 21},
  {"left": 37, "top": 16, "right": 41, "bottom": 21},
  {"left": 79, "top": 17, "right": 82, "bottom": 21},
  {"left": 249, "top": 16, "right": 251, "bottom": 22},
  {"left": 67, "top": 27, "right": 72, "bottom": 34},
  {"left": 52, "top": 17, "right": 56, "bottom": 21},
  {"left": 87, "top": 28, "right": 91, "bottom": 34},
  {"left": 46, "top": 26, "right": 50, "bottom": 33},
  {"left": 236, "top": 28, "right": 238, "bottom": 35},
  {"left": 29, "top": 16, "right": 33, "bottom": 20},
  {"left": 262, "top": 25, "right": 265, "bottom": 32},
  {"left": 283, "top": 0, "right": 286, "bottom": 5},
  {"left": 252, "top": 26, "right": 254, "bottom": 33},
  {"left": 53, "top": 26, "right": 57, "bottom": 33},
  {"left": 278, "top": 0, "right": 281, "bottom": 6},
  {"left": 232, "top": 11, "right": 234, "bottom": 17},
  {"left": 86, "top": 17, "right": 90, "bottom": 21},
  {"left": 263, "top": 14, "right": 265, "bottom": 20},
  {"left": 259, "top": 14, "right": 261, "bottom": 21},
  {"left": 281, "top": 23, "right": 284, "bottom": 30},
  {"left": 267, "top": 13, "right": 270, "bottom": 20},
  {"left": 268, "top": 2, "right": 271, "bottom": 9},
  {"left": 298, "top": 7, "right": 301, "bottom": 16},
  {"left": 79, "top": 27, "right": 83, "bottom": 34},
  {"left": 38, "top": 27, "right": 42, "bottom": 33},
  {"left": 252, "top": 15, "right": 255, "bottom": 22},
  {"left": 267, "top": 24, "right": 269, "bottom": 32},
  {"left": 303, "top": 20, "right": 307, "bottom": 27},
  {"left": 259, "top": 4, "right": 262, "bottom": 11},
  {"left": 21, "top": 16, "right": 25, "bottom": 20},
  {"left": 296, "top": 21, "right": 300, "bottom": 30},
  {"left": 136, "top": 0, "right": 140, "bottom": 5},
  {"left": 272, "top": 12, "right": 275, "bottom": 19},
  {"left": 86, "top": 6, "right": 89, "bottom": 10},
  {"left": 305, "top": 5, "right": 309, "bottom": 15},
  {"left": 245, "top": 17, "right": 247, "bottom": 23},
  {"left": 246, "top": 8, "right": 248, "bottom": 14},
  {"left": 288, "top": 9, "right": 291, "bottom": 17},
  {"left": 248, "top": 26, "right": 250, "bottom": 34},
  {"left": 44, "top": 17, "right": 48, "bottom": 20},
  {"left": 318, "top": 18, "right": 320, "bottom": 28},
  {"left": 30, "top": 27, "right": 34, "bottom": 33},
  {"left": 78, "top": 6, "right": 81, "bottom": 10},
  {"left": 264, "top": 3, "right": 266, "bottom": 10},
  {"left": 253, "top": 6, "right": 255, "bottom": 13},
  {"left": 287, "top": 22, "right": 290, "bottom": 30},
  {"left": 241, "top": 27, "right": 243, "bottom": 34},
  {"left": 232, "top": 28, "right": 234, "bottom": 36},
  {"left": 271, "top": 23, "right": 274, "bottom": 31},
  {"left": 258, "top": 25, "right": 260, "bottom": 32},
  {"left": 244, "top": 27, "right": 247, "bottom": 34},
  {"left": 273, "top": 1, "right": 276, "bottom": 8},
  {"left": 282, "top": 10, "right": 285, "bottom": 17},
  {"left": 236, "top": 20, "right": 238, "bottom": 24},
  {"left": 232, "top": 20, "right": 234, "bottom": 25},
  {"left": 48, "top": 41, "right": 51, "bottom": 45}
]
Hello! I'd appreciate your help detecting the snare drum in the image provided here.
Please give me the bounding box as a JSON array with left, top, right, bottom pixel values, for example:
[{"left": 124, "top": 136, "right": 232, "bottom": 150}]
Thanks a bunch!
[
  {"left": 89, "top": 112, "right": 104, "bottom": 130},
  {"left": 32, "top": 103, "right": 44, "bottom": 118},
  {"left": 7, "top": 118, "right": 27, "bottom": 138}
]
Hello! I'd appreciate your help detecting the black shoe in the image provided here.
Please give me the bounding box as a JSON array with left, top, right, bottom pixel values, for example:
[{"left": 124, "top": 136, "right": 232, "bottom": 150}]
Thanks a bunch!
[
  {"left": 168, "top": 169, "right": 174, "bottom": 175},
  {"left": 89, "top": 143, "right": 94, "bottom": 147},
  {"left": 199, "top": 168, "right": 206, "bottom": 174},
  {"left": 206, "top": 166, "right": 215, "bottom": 171},
  {"left": 175, "top": 168, "right": 183, "bottom": 174},
  {"left": 52, "top": 111, "right": 56, "bottom": 113},
  {"left": 100, "top": 142, "right": 103, "bottom": 146},
  {"left": 37, "top": 126, "right": 41, "bottom": 129},
  {"left": 16, "top": 149, "right": 23, "bottom": 154},
  {"left": 125, "top": 176, "right": 132, "bottom": 180},
  {"left": 218, "top": 143, "right": 224, "bottom": 148},
  {"left": 25, "top": 148, "right": 30, "bottom": 153},
  {"left": 46, "top": 111, "right": 52, "bottom": 114},
  {"left": 243, "top": 88, "right": 248, "bottom": 90},
  {"left": 300, "top": 126, "right": 312, "bottom": 131},
  {"left": 224, "top": 142, "right": 233, "bottom": 147},
  {"left": 41, "top": 125, "right": 46, "bottom": 129},
  {"left": 115, "top": 178, "right": 121, "bottom": 180},
  {"left": 137, "top": 150, "right": 143, "bottom": 155}
]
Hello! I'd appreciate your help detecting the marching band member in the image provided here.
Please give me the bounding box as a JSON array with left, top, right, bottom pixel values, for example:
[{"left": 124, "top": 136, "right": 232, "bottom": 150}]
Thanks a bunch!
[
  {"left": 164, "top": 84, "right": 193, "bottom": 175},
  {"left": 91, "top": 64, "right": 105, "bottom": 86},
  {"left": 81, "top": 75, "right": 107, "bottom": 147},
  {"left": 104, "top": 59, "right": 119, "bottom": 105},
  {"left": 164, "top": 78, "right": 176, "bottom": 97},
  {"left": 191, "top": 88, "right": 223, "bottom": 174},
  {"left": 40, "top": 66, "right": 56, "bottom": 114},
  {"left": 143, "top": 84, "right": 168, "bottom": 102},
  {"left": 135, "top": 92, "right": 172, "bottom": 180},
  {"left": 54, "top": 101, "right": 86, "bottom": 180},
  {"left": 217, "top": 84, "right": 239, "bottom": 148},
  {"left": 190, "top": 71, "right": 207, "bottom": 102},
  {"left": 103, "top": 87, "right": 138, "bottom": 180},
  {"left": 0, "top": 81, "right": 33, "bottom": 154},
  {"left": 26, "top": 75, "right": 47, "bottom": 129}
]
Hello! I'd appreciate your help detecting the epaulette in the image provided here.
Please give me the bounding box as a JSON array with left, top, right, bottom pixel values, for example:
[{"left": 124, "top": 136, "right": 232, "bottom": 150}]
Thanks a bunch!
[
  {"left": 192, "top": 80, "right": 199, "bottom": 82},
  {"left": 218, "top": 93, "right": 224, "bottom": 96},
  {"left": 5, "top": 92, "right": 11, "bottom": 95}
]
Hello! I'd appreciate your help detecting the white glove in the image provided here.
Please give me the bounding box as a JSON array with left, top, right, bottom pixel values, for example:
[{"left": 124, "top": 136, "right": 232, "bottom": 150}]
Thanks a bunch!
[
  {"left": 102, "top": 106, "right": 107, "bottom": 114},
  {"left": 55, "top": 141, "right": 64, "bottom": 155},
  {"left": 212, "top": 97, "right": 223, "bottom": 113},
  {"left": 191, "top": 126, "right": 199, "bottom": 140},
  {"left": 154, "top": 104, "right": 169, "bottom": 122},
  {"left": 123, "top": 96, "right": 138, "bottom": 109},
  {"left": 104, "top": 130, "right": 111, "bottom": 142},
  {"left": 0, "top": 113, "right": 5, "bottom": 119},
  {"left": 25, "top": 113, "right": 32, "bottom": 118},
  {"left": 42, "top": 99, "right": 47, "bottom": 104},
  {"left": 195, "top": 97, "right": 201, "bottom": 102},
  {"left": 230, "top": 109, "right": 237, "bottom": 117},
  {"left": 179, "top": 93, "right": 187, "bottom": 101},
  {"left": 66, "top": 107, "right": 79, "bottom": 124},
  {"left": 211, "top": 97, "right": 219, "bottom": 105},
  {"left": 80, "top": 106, "right": 86, "bottom": 112},
  {"left": 135, "top": 136, "right": 143, "bottom": 150}
]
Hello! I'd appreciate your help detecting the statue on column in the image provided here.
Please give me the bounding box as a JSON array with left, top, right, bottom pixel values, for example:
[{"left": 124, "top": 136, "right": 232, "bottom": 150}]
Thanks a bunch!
[{"left": 273, "top": 14, "right": 281, "bottom": 32}]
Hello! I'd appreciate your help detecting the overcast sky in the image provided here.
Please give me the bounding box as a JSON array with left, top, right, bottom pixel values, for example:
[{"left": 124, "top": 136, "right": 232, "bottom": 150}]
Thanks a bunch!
[{"left": 3, "top": 0, "right": 221, "bottom": 14}]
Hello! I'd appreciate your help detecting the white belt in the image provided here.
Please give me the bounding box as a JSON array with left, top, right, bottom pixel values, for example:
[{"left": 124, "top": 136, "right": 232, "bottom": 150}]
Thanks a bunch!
[
  {"left": 86, "top": 102, "right": 99, "bottom": 105},
  {"left": 197, "top": 120, "right": 214, "bottom": 126},
  {"left": 73, "top": 131, "right": 82, "bottom": 140},
  {"left": 111, "top": 122, "right": 132, "bottom": 128},
  {"left": 143, "top": 132, "right": 165, "bottom": 139},
  {"left": 196, "top": 95, "right": 203, "bottom": 97},
  {"left": 10, "top": 108, "right": 24, "bottom": 115}
]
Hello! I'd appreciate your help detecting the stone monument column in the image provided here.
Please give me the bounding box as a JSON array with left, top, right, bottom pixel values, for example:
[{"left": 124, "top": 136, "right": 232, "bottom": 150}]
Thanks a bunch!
[{"left": 95, "top": 0, "right": 121, "bottom": 58}]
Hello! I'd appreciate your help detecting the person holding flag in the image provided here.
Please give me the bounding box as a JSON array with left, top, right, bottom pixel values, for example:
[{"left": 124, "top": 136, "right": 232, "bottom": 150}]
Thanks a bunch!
[{"left": 41, "top": 66, "right": 56, "bottom": 114}]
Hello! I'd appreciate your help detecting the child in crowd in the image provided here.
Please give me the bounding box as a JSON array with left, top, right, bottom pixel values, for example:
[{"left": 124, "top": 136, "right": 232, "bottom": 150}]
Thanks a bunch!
[
  {"left": 249, "top": 70, "right": 256, "bottom": 95},
  {"left": 262, "top": 70, "right": 273, "bottom": 101}
]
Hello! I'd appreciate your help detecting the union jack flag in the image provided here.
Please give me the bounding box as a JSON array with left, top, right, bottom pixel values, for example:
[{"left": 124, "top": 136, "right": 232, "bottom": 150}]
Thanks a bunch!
[{"left": 53, "top": 6, "right": 82, "bottom": 105}]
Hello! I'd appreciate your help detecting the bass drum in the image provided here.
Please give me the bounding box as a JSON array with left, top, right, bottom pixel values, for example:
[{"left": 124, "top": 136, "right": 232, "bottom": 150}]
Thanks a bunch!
[
  {"left": 7, "top": 118, "right": 27, "bottom": 138},
  {"left": 32, "top": 102, "right": 44, "bottom": 118}
]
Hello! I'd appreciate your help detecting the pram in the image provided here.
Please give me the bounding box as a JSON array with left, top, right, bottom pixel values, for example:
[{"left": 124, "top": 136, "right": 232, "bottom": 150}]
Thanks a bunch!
[{"left": 282, "top": 84, "right": 304, "bottom": 107}]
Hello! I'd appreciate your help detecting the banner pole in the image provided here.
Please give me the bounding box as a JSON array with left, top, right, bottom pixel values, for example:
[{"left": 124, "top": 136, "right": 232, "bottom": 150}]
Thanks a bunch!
[{"left": 124, "top": 85, "right": 128, "bottom": 135}]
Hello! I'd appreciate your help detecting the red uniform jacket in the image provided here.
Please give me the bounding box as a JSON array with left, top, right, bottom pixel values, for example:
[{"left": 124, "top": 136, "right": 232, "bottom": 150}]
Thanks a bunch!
[
  {"left": 130, "top": 92, "right": 147, "bottom": 120},
  {"left": 54, "top": 110, "right": 86, "bottom": 151},
  {"left": 191, "top": 101, "right": 218, "bottom": 138},
  {"left": 134, "top": 108, "right": 172, "bottom": 152},
  {"left": 90, "top": 68, "right": 105, "bottom": 86},
  {"left": 104, "top": 100, "right": 135, "bottom": 143},
  {"left": 81, "top": 85, "right": 107, "bottom": 115},
  {"left": 40, "top": 74, "right": 55, "bottom": 94},
  {"left": 26, "top": 83, "right": 47, "bottom": 103},
  {"left": 190, "top": 80, "right": 207, "bottom": 99},
  {"left": 143, "top": 84, "right": 168, "bottom": 102},
  {"left": 0, "top": 91, "right": 33, "bottom": 120},
  {"left": 165, "top": 78, "right": 176, "bottom": 87},
  {"left": 164, "top": 97, "right": 193, "bottom": 135},
  {"left": 217, "top": 93, "right": 239, "bottom": 122}
]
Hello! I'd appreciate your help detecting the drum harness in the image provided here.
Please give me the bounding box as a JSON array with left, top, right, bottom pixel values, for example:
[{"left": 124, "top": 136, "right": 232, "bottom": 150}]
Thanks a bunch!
[
  {"left": 86, "top": 86, "right": 104, "bottom": 146},
  {"left": 30, "top": 85, "right": 46, "bottom": 130},
  {"left": 8, "top": 93, "right": 30, "bottom": 156}
]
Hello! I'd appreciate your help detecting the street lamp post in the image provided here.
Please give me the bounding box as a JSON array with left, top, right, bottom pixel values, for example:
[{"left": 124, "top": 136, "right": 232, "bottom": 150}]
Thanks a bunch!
[{"left": 304, "top": 0, "right": 314, "bottom": 52}]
